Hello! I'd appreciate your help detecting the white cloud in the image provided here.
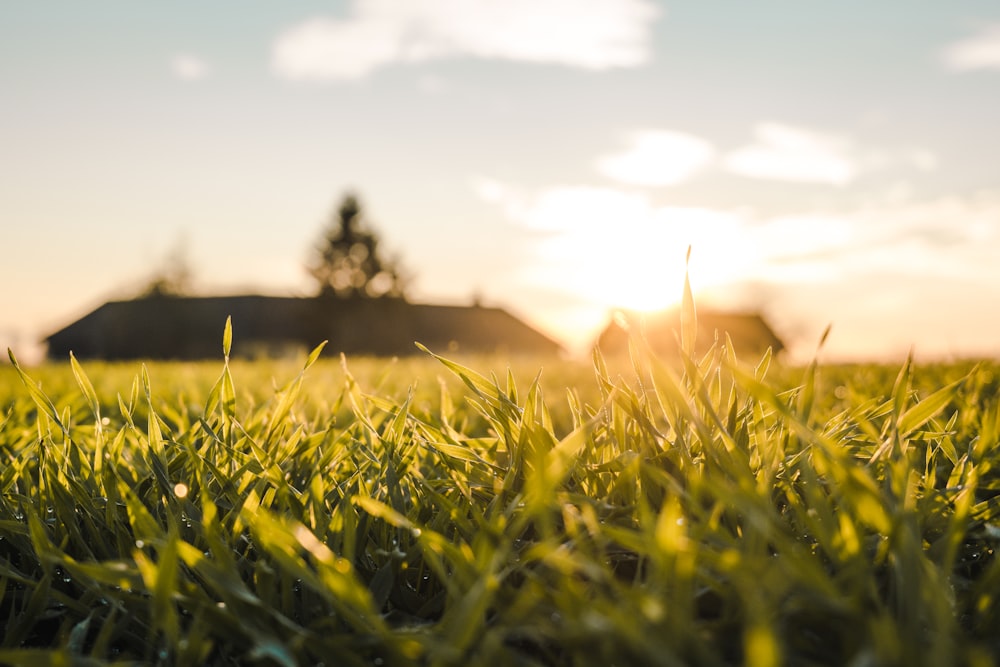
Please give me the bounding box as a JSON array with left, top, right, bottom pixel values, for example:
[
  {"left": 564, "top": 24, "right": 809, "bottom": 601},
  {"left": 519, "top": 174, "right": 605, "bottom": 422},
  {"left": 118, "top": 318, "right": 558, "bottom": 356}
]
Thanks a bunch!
[
  {"left": 724, "top": 123, "right": 856, "bottom": 185},
  {"left": 170, "top": 54, "right": 210, "bottom": 81},
  {"left": 272, "top": 0, "right": 660, "bottom": 81},
  {"left": 596, "top": 130, "right": 716, "bottom": 187},
  {"left": 473, "top": 179, "right": 660, "bottom": 233},
  {"left": 517, "top": 185, "right": 657, "bottom": 232},
  {"left": 272, "top": 15, "right": 402, "bottom": 81},
  {"left": 942, "top": 23, "right": 1000, "bottom": 71},
  {"left": 751, "top": 194, "right": 1000, "bottom": 288}
]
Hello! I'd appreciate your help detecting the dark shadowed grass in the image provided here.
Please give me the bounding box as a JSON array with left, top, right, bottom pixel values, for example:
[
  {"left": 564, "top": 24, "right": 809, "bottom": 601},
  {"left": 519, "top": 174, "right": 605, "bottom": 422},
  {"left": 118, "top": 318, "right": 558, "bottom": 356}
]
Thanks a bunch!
[{"left": 1, "top": 321, "right": 1000, "bottom": 666}]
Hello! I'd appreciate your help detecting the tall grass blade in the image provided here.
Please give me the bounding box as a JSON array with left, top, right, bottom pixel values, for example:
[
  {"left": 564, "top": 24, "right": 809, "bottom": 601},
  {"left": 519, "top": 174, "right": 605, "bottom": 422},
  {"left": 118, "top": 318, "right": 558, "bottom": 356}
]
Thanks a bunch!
[
  {"left": 223, "top": 315, "right": 233, "bottom": 359},
  {"left": 7, "top": 349, "right": 65, "bottom": 435},
  {"left": 680, "top": 246, "right": 697, "bottom": 358}
]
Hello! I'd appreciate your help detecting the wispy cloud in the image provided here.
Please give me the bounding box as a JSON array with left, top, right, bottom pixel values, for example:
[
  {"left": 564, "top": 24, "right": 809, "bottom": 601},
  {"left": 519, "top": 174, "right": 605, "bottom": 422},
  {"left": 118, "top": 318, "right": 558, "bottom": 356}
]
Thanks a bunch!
[
  {"left": 592, "top": 126, "right": 934, "bottom": 189},
  {"left": 942, "top": 23, "right": 1000, "bottom": 71},
  {"left": 475, "top": 176, "right": 1000, "bottom": 300},
  {"left": 272, "top": 0, "right": 660, "bottom": 82},
  {"left": 723, "top": 123, "right": 856, "bottom": 185},
  {"left": 750, "top": 194, "right": 1000, "bottom": 285},
  {"left": 170, "top": 54, "right": 210, "bottom": 81},
  {"left": 595, "top": 130, "right": 716, "bottom": 187}
]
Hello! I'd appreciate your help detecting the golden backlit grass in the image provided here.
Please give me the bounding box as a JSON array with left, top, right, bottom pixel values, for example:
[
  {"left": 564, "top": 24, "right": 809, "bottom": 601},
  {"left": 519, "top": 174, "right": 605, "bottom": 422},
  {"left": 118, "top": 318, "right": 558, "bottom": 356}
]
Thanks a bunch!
[{"left": 2, "top": 321, "right": 1000, "bottom": 666}]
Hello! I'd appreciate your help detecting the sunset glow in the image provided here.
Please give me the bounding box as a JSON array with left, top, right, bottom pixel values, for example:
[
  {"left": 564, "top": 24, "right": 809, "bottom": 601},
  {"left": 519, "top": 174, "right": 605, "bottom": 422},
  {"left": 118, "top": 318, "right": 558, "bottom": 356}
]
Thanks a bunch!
[
  {"left": 2, "top": 3, "right": 1000, "bottom": 364},
  {"left": 535, "top": 209, "right": 756, "bottom": 314},
  {"left": 476, "top": 179, "right": 757, "bottom": 314}
]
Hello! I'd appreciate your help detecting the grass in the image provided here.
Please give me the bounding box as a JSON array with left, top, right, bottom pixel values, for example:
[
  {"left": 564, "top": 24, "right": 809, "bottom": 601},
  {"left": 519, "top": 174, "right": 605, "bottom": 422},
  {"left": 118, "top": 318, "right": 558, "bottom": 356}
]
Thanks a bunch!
[{"left": 1, "top": 316, "right": 1000, "bottom": 666}]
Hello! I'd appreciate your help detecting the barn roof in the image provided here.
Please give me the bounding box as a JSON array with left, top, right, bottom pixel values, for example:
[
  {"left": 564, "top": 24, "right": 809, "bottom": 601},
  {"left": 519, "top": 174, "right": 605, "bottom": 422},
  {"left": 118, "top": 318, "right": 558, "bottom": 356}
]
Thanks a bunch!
[{"left": 44, "top": 295, "right": 563, "bottom": 361}]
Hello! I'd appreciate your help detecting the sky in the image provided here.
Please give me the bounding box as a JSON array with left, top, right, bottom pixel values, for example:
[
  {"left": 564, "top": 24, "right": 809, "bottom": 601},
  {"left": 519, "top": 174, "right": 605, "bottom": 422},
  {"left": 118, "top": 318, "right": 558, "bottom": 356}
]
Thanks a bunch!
[{"left": 2, "top": 1, "right": 999, "bottom": 365}]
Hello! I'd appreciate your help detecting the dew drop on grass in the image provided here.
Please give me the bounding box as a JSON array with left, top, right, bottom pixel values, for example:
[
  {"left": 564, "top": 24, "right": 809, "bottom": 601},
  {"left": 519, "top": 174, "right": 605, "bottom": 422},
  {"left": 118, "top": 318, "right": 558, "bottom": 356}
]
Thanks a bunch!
[
  {"left": 173, "top": 482, "right": 189, "bottom": 499},
  {"left": 135, "top": 540, "right": 145, "bottom": 549},
  {"left": 642, "top": 598, "right": 664, "bottom": 622}
]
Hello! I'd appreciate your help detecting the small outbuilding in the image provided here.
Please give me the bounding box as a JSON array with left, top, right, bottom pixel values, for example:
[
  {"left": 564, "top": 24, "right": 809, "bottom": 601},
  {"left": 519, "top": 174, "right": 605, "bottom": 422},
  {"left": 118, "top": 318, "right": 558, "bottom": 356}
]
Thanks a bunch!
[{"left": 595, "top": 308, "right": 784, "bottom": 359}]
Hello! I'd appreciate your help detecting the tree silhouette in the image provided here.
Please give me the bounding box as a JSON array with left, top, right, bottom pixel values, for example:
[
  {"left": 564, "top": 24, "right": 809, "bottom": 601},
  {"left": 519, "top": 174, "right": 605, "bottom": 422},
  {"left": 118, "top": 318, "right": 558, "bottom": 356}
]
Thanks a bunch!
[
  {"left": 307, "top": 193, "right": 406, "bottom": 299},
  {"left": 140, "top": 237, "right": 193, "bottom": 298}
]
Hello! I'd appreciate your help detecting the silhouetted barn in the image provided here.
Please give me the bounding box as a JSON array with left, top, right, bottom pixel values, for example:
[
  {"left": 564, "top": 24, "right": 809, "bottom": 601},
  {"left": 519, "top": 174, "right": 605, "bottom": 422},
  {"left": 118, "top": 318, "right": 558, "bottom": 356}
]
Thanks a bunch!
[
  {"left": 44, "top": 295, "right": 563, "bottom": 361},
  {"left": 596, "top": 308, "right": 784, "bottom": 359}
]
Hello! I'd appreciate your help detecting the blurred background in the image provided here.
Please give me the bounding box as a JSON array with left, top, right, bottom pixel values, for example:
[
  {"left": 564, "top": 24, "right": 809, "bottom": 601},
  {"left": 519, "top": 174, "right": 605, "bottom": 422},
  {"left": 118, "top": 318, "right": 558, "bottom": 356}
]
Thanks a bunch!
[{"left": 2, "top": 0, "right": 999, "bottom": 365}]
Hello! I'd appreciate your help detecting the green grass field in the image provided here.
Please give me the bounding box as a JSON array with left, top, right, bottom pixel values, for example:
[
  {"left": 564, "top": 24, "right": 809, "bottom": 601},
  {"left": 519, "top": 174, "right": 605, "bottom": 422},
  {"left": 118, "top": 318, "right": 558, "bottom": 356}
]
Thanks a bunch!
[{"left": 2, "top": 320, "right": 1000, "bottom": 666}]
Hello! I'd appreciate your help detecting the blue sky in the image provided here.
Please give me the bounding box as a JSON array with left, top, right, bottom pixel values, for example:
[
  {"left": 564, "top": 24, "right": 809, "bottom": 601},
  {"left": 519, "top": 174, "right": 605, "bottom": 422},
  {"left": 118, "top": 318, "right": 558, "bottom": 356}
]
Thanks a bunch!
[{"left": 2, "top": 1, "right": 999, "bottom": 363}]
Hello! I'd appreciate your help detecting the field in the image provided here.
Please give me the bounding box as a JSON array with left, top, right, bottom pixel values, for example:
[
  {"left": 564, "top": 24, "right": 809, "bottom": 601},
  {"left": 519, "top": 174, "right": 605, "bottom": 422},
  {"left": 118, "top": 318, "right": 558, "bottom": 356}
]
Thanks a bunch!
[{"left": 2, "top": 322, "right": 1000, "bottom": 666}]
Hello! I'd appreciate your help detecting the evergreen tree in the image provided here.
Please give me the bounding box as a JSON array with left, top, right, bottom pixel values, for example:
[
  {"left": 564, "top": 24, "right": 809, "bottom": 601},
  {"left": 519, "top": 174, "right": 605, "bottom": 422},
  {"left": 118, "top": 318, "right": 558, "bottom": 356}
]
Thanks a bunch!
[{"left": 307, "top": 193, "right": 406, "bottom": 299}]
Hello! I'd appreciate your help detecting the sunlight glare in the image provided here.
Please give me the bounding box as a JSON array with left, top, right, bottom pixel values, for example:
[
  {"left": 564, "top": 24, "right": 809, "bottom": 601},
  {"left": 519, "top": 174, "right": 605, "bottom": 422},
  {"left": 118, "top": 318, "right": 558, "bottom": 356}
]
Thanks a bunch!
[{"left": 529, "top": 200, "right": 754, "bottom": 313}]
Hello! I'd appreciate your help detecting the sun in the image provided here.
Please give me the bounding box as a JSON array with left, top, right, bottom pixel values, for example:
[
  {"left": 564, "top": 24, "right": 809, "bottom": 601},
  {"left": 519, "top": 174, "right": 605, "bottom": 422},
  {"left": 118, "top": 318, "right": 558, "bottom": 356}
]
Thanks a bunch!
[
  {"left": 610, "top": 268, "right": 685, "bottom": 312},
  {"left": 606, "top": 256, "right": 737, "bottom": 313},
  {"left": 531, "top": 230, "right": 751, "bottom": 316},
  {"left": 581, "top": 231, "right": 753, "bottom": 315},
  {"left": 523, "top": 192, "right": 757, "bottom": 319}
]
